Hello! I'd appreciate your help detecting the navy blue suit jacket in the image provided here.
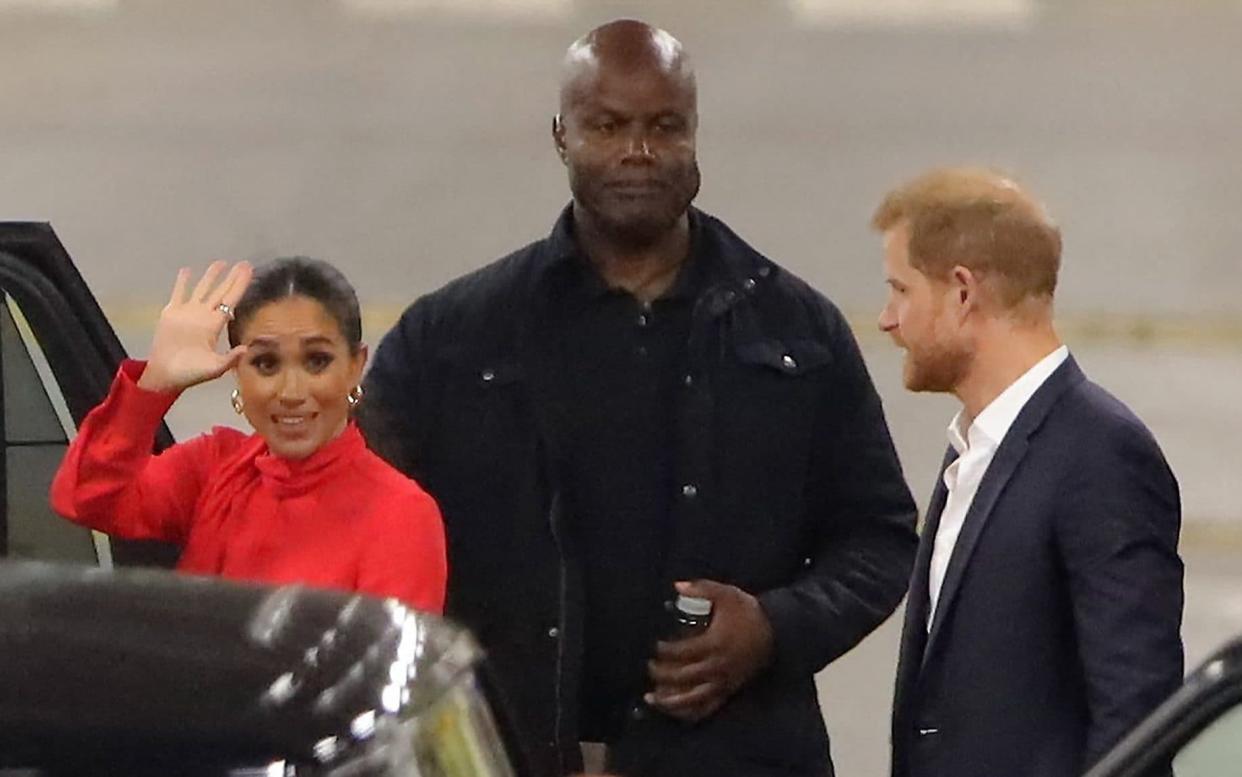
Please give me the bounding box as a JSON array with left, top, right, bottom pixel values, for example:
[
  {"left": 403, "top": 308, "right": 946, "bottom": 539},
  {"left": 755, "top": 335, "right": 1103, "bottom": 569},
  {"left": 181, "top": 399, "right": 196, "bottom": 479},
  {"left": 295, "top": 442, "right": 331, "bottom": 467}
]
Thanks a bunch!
[{"left": 891, "top": 356, "right": 1184, "bottom": 777}]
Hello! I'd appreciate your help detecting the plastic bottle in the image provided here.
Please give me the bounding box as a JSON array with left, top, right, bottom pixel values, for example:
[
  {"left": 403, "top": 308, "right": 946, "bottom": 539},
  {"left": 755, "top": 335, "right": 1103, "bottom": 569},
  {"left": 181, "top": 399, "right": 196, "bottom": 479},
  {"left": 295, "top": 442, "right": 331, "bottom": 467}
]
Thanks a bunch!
[{"left": 668, "top": 594, "right": 712, "bottom": 640}]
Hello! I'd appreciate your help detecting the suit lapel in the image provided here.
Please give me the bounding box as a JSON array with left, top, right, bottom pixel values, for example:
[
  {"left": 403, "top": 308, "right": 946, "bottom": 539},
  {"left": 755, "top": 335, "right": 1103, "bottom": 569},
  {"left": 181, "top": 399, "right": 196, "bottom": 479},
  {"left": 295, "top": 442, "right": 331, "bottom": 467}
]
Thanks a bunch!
[
  {"left": 894, "top": 447, "right": 954, "bottom": 714},
  {"left": 906, "top": 450, "right": 953, "bottom": 638},
  {"left": 920, "top": 356, "right": 1086, "bottom": 668}
]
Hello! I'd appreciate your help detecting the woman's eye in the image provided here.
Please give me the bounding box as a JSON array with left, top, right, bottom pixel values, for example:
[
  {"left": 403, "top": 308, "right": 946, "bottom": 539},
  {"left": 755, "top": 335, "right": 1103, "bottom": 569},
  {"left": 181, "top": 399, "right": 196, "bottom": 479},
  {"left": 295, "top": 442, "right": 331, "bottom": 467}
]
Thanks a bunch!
[
  {"left": 306, "top": 352, "right": 334, "bottom": 372},
  {"left": 250, "top": 355, "right": 277, "bottom": 373}
]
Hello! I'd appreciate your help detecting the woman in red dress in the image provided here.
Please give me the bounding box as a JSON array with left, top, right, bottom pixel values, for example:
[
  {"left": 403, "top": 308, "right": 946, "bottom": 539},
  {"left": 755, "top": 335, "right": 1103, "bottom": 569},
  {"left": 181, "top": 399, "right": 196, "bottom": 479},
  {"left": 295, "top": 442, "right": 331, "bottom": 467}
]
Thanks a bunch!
[{"left": 51, "top": 258, "right": 446, "bottom": 613}]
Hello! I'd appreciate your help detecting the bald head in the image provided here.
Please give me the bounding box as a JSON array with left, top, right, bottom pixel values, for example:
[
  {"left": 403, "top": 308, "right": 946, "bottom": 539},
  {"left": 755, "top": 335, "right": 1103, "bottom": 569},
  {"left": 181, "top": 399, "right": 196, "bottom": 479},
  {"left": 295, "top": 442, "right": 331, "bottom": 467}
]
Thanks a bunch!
[
  {"left": 559, "top": 19, "right": 696, "bottom": 114},
  {"left": 551, "top": 20, "right": 701, "bottom": 248}
]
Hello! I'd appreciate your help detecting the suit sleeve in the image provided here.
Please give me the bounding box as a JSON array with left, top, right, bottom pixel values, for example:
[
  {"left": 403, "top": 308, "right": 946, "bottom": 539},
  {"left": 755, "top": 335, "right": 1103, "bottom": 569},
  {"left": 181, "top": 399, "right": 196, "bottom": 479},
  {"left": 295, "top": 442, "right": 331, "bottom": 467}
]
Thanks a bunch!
[
  {"left": 758, "top": 307, "right": 919, "bottom": 678},
  {"left": 50, "top": 360, "right": 216, "bottom": 544},
  {"left": 1056, "top": 418, "right": 1184, "bottom": 768},
  {"left": 357, "top": 488, "right": 448, "bottom": 614}
]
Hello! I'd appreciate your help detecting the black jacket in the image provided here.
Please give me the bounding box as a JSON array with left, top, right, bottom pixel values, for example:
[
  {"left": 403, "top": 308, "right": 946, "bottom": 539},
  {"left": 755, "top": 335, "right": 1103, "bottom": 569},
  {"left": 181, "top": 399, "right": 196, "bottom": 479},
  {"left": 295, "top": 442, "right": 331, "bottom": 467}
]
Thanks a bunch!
[
  {"left": 891, "top": 357, "right": 1184, "bottom": 777},
  {"left": 362, "top": 207, "right": 918, "bottom": 777}
]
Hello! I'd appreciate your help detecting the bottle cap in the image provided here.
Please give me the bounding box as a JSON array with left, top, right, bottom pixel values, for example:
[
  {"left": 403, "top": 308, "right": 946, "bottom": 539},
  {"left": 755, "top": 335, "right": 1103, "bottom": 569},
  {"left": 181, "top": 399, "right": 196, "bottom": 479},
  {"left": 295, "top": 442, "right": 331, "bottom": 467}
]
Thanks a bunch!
[{"left": 675, "top": 595, "right": 712, "bottom": 617}]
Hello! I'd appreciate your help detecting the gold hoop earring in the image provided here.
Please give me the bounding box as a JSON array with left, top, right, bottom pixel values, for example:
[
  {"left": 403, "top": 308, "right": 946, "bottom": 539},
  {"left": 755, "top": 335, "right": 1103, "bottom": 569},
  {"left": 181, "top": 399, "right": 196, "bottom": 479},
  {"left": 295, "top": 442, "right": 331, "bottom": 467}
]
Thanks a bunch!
[
  {"left": 230, "top": 389, "right": 244, "bottom": 415},
  {"left": 347, "top": 385, "right": 364, "bottom": 408}
]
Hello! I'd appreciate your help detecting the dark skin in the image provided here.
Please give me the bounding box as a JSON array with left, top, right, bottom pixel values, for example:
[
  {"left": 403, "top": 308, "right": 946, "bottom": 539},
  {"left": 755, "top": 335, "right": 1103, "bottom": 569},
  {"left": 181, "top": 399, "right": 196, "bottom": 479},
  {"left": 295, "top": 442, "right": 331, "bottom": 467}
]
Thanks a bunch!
[
  {"left": 553, "top": 20, "right": 775, "bottom": 723},
  {"left": 553, "top": 19, "right": 700, "bottom": 303},
  {"left": 645, "top": 580, "right": 775, "bottom": 722}
]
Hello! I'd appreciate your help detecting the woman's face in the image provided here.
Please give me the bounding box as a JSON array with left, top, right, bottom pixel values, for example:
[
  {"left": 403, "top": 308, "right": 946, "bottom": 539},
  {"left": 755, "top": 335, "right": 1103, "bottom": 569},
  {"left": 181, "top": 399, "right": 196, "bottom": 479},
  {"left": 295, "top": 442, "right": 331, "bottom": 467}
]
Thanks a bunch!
[{"left": 234, "top": 295, "right": 366, "bottom": 460}]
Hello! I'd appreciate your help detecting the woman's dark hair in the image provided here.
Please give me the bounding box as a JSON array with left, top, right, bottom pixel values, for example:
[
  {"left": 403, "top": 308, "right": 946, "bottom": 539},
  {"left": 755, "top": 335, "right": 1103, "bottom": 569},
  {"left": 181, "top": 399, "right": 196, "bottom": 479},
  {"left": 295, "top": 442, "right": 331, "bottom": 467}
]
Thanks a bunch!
[{"left": 227, "top": 256, "right": 363, "bottom": 353}]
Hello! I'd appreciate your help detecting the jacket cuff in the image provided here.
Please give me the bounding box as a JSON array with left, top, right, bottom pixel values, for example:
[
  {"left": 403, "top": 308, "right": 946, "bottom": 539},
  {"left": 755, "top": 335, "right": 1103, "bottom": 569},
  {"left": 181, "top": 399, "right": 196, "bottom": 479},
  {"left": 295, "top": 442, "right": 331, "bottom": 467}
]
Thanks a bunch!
[
  {"left": 757, "top": 587, "right": 812, "bottom": 681},
  {"left": 113, "top": 360, "right": 180, "bottom": 426}
]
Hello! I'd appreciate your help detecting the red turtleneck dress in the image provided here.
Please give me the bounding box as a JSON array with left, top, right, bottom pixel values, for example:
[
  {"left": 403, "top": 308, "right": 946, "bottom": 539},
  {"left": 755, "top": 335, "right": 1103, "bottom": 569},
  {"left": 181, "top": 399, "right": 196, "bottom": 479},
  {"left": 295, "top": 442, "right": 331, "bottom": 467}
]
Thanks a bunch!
[{"left": 50, "top": 360, "right": 446, "bottom": 613}]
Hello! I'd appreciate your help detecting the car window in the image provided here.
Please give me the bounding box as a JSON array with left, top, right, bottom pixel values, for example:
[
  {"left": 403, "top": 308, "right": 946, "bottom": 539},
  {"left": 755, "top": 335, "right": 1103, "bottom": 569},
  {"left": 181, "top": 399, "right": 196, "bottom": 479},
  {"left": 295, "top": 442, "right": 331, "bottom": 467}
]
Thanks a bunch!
[
  {"left": 1, "top": 293, "right": 109, "bottom": 566},
  {"left": 1171, "top": 701, "right": 1242, "bottom": 776}
]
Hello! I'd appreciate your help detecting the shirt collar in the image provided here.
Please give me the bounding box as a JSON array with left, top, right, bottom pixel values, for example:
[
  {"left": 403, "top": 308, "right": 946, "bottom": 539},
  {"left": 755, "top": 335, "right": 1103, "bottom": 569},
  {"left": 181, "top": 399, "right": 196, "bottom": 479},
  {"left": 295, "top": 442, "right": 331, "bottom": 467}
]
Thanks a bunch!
[
  {"left": 947, "top": 345, "right": 1070, "bottom": 455},
  {"left": 543, "top": 202, "right": 580, "bottom": 265},
  {"left": 946, "top": 410, "right": 972, "bottom": 456},
  {"left": 545, "top": 203, "right": 709, "bottom": 304}
]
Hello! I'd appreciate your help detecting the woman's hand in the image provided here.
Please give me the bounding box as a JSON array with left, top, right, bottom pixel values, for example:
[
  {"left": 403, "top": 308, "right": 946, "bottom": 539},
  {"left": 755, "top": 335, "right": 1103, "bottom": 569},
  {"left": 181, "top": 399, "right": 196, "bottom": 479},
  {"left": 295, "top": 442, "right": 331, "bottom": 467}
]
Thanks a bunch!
[{"left": 137, "top": 261, "right": 253, "bottom": 393}]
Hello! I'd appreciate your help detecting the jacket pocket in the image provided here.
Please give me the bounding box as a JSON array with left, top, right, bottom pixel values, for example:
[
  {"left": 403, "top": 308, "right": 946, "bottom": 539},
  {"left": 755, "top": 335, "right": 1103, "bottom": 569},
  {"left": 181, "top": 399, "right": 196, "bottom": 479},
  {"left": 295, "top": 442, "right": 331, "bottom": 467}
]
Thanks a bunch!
[
  {"left": 610, "top": 676, "right": 830, "bottom": 776},
  {"left": 708, "top": 338, "right": 834, "bottom": 579},
  {"left": 714, "top": 675, "right": 830, "bottom": 771},
  {"left": 430, "top": 347, "right": 531, "bottom": 474},
  {"left": 436, "top": 344, "right": 526, "bottom": 389},
  {"left": 734, "top": 338, "right": 833, "bottom": 377}
]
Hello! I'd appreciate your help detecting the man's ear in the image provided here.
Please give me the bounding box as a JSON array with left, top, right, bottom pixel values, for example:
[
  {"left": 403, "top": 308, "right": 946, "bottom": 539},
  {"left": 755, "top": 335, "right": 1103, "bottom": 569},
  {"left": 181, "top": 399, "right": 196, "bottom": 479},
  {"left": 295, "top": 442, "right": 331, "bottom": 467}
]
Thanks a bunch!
[
  {"left": 950, "top": 265, "right": 983, "bottom": 320},
  {"left": 552, "top": 114, "right": 568, "bottom": 163}
]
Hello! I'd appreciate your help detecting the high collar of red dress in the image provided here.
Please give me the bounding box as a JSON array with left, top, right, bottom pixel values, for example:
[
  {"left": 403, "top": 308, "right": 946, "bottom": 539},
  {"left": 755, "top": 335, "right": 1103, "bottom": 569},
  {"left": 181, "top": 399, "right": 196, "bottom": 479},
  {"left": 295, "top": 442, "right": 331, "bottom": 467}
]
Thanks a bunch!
[{"left": 252, "top": 423, "right": 365, "bottom": 498}]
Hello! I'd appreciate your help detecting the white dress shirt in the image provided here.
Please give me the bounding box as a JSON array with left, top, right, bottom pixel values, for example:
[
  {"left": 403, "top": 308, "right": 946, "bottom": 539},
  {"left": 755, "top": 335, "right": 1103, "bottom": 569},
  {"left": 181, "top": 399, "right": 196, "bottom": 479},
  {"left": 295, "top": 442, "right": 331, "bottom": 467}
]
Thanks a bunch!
[{"left": 926, "top": 345, "right": 1069, "bottom": 630}]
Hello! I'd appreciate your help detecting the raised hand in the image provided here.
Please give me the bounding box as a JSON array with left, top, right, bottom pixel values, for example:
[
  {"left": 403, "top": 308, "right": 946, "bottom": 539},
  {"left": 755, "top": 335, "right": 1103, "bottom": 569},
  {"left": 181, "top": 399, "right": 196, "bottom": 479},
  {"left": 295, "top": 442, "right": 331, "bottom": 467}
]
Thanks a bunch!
[{"left": 136, "top": 261, "right": 253, "bottom": 394}]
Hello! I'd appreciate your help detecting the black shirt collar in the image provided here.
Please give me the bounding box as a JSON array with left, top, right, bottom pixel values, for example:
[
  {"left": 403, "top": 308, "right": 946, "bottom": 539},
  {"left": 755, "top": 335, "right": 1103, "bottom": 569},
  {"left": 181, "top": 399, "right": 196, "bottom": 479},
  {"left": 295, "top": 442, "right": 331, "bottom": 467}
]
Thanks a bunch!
[{"left": 542, "top": 203, "right": 710, "bottom": 304}]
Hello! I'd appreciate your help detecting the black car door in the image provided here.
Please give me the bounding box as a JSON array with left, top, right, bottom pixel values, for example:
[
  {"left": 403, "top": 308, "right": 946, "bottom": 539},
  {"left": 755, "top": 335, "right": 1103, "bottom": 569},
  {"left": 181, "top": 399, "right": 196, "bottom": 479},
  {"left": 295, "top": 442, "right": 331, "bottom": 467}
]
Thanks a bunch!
[{"left": 0, "top": 222, "right": 177, "bottom": 568}]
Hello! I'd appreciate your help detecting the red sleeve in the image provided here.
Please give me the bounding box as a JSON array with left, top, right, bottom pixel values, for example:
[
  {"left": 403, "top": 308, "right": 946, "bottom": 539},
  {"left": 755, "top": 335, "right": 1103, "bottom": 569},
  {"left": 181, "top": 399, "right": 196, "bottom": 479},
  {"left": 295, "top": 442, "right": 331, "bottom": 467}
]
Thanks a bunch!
[
  {"left": 50, "top": 360, "right": 221, "bottom": 544},
  {"left": 356, "top": 487, "right": 448, "bottom": 614}
]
